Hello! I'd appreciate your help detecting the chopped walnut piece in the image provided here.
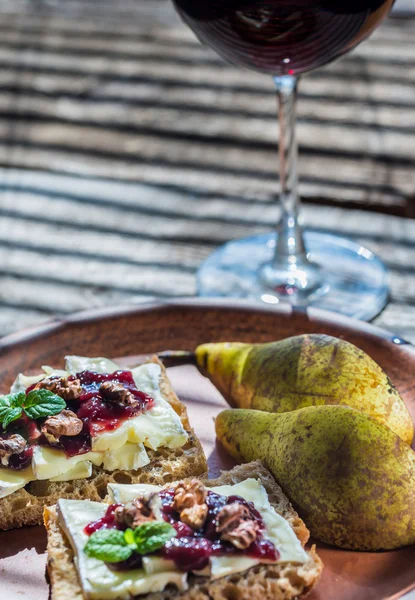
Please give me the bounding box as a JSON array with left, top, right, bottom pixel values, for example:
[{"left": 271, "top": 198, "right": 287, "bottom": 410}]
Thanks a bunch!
[
  {"left": 217, "top": 502, "right": 260, "bottom": 550},
  {"left": 115, "top": 494, "right": 159, "bottom": 529},
  {"left": 181, "top": 503, "right": 209, "bottom": 531},
  {"left": 99, "top": 381, "right": 136, "bottom": 407},
  {"left": 35, "top": 376, "right": 82, "bottom": 401},
  {"left": 41, "top": 409, "right": 83, "bottom": 444},
  {"left": 221, "top": 519, "right": 260, "bottom": 550},
  {"left": 0, "top": 434, "right": 27, "bottom": 467},
  {"left": 172, "top": 479, "right": 208, "bottom": 531}
]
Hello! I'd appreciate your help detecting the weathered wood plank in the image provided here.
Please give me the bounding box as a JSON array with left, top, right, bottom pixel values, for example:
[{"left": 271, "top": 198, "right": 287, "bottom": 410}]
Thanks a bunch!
[{"left": 0, "top": 0, "right": 413, "bottom": 342}]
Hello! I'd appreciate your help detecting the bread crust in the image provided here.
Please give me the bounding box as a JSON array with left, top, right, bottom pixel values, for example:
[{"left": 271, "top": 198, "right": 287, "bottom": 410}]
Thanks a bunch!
[
  {"left": 0, "top": 358, "right": 207, "bottom": 530},
  {"left": 45, "top": 461, "right": 323, "bottom": 600}
]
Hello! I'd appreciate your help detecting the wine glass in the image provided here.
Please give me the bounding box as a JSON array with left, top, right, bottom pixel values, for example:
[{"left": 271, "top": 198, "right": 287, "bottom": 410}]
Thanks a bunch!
[{"left": 172, "top": 0, "right": 393, "bottom": 320}]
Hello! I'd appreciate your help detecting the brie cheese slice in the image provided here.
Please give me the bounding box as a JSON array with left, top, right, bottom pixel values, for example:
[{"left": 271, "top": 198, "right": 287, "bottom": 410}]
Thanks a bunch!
[
  {"left": 65, "top": 356, "right": 120, "bottom": 375},
  {"left": 50, "top": 461, "right": 93, "bottom": 482},
  {"left": 32, "top": 446, "right": 103, "bottom": 480},
  {"left": 0, "top": 466, "right": 34, "bottom": 498},
  {"left": 109, "top": 483, "right": 161, "bottom": 505},
  {"left": 92, "top": 363, "right": 187, "bottom": 452},
  {"left": 101, "top": 442, "right": 150, "bottom": 471},
  {"left": 211, "top": 479, "right": 309, "bottom": 566},
  {"left": 10, "top": 367, "right": 69, "bottom": 394}
]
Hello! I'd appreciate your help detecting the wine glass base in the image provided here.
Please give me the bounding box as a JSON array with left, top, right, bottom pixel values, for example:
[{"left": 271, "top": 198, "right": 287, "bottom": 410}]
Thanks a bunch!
[{"left": 197, "top": 231, "right": 388, "bottom": 321}]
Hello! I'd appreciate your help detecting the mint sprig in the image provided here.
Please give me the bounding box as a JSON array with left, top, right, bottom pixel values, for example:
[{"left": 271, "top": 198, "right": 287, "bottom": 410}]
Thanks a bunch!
[
  {"left": 84, "top": 529, "right": 133, "bottom": 563},
  {"left": 84, "top": 521, "right": 176, "bottom": 563},
  {"left": 132, "top": 521, "right": 177, "bottom": 555},
  {"left": 0, "top": 389, "right": 66, "bottom": 430},
  {"left": 24, "top": 389, "right": 66, "bottom": 420},
  {"left": 0, "top": 393, "right": 25, "bottom": 429}
]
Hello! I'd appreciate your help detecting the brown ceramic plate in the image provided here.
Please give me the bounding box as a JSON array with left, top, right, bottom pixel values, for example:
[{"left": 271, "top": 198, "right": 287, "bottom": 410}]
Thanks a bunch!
[{"left": 1, "top": 299, "right": 415, "bottom": 600}]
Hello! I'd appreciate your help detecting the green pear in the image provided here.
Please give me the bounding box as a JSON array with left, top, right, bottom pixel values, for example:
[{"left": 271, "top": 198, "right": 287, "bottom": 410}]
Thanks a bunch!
[
  {"left": 216, "top": 406, "right": 415, "bottom": 551},
  {"left": 196, "top": 334, "right": 414, "bottom": 445}
]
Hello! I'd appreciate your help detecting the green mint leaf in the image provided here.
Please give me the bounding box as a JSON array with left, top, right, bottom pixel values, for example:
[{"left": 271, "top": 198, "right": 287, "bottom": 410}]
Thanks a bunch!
[
  {"left": 84, "top": 529, "right": 134, "bottom": 563},
  {"left": 0, "top": 393, "right": 25, "bottom": 430},
  {"left": 133, "top": 521, "right": 176, "bottom": 555},
  {"left": 24, "top": 389, "right": 66, "bottom": 420},
  {"left": 124, "top": 528, "right": 137, "bottom": 547},
  {"left": 2, "top": 406, "right": 23, "bottom": 429}
]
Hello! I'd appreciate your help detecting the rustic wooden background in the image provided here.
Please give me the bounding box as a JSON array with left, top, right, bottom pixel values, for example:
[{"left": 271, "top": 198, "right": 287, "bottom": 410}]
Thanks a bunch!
[{"left": 0, "top": 0, "right": 414, "bottom": 341}]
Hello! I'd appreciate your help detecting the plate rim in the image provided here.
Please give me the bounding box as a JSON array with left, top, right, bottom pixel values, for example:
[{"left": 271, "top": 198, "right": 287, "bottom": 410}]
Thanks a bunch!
[
  {"left": 0, "top": 297, "right": 414, "bottom": 600},
  {"left": 0, "top": 297, "right": 413, "bottom": 353}
]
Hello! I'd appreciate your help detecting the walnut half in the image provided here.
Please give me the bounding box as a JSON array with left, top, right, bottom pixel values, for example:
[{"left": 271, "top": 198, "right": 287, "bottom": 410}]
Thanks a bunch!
[
  {"left": 0, "top": 434, "right": 27, "bottom": 467},
  {"left": 41, "top": 409, "right": 83, "bottom": 444},
  {"left": 99, "top": 381, "right": 137, "bottom": 407},
  {"left": 35, "top": 376, "right": 82, "bottom": 401},
  {"left": 216, "top": 502, "right": 260, "bottom": 550},
  {"left": 172, "top": 479, "right": 208, "bottom": 531},
  {"left": 115, "top": 494, "right": 160, "bottom": 529}
]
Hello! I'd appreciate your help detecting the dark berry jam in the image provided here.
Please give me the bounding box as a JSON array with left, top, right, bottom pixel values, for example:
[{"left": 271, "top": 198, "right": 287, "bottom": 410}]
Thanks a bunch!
[
  {"left": 77, "top": 370, "right": 154, "bottom": 408},
  {"left": 173, "top": 521, "right": 194, "bottom": 538},
  {"left": 8, "top": 445, "right": 33, "bottom": 470},
  {"left": 77, "top": 397, "right": 135, "bottom": 437},
  {"left": 248, "top": 538, "right": 279, "bottom": 561},
  {"left": 106, "top": 553, "right": 143, "bottom": 572},
  {"left": 158, "top": 489, "right": 176, "bottom": 521},
  {"left": 75, "top": 370, "right": 154, "bottom": 438},
  {"left": 227, "top": 495, "right": 265, "bottom": 531},
  {"left": 59, "top": 423, "right": 92, "bottom": 457},
  {"left": 162, "top": 537, "right": 213, "bottom": 571},
  {"left": 83, "top": 488, "right": 279, "bottom": 572},
  {"left": 203, "top": 491, "right": 228, "bottom": 540},
  {"left": 25, "top": 419, "right": 42, "bottom": 443},
  {"left": 84, "top": 504, "right": 121, "bottom": 535}
]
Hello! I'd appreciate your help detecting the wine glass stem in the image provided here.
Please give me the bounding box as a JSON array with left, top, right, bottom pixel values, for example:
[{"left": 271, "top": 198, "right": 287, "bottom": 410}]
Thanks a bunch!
[
  {"left": 258, "top": 75, "right": 323, "bottom": 298},
  {"left": 273, "top": 75, "right": 308, "bottom": 265}
]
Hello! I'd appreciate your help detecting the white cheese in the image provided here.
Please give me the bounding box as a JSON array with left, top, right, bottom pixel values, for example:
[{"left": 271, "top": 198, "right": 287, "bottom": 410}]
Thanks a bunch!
[
  {"left": 42, "top": 366, "right": 69, "bottom": 378},
  {"left": 0, "top": 466, "right": 34, "bottom": 498},
  {"left": 108, "top": 483, "right": 161, "bottom": 505},
  {"left": 10, "top": 367, "right": 69, "bottom": 394},
  {"left": 65, "top": 356, "right": 120, "bottom": 375},
  {"left": 32, "top": 446, "right": 103, "bottom": 480},
  {"left": 196, "top": 555, "right": 258, "bottom": 580},
  {"left": 208, "top": 479, "right": 308, "bottom": 566},
  {"left": 50, "top": 461, "right": 93, "bottom": 482},
  {"left": 57, "top": 499, "right": 187, "bottom": 600},
  {"left": 90, "top": 421, "right": 132, "bottom": 452},
  {"left": 142, "top": 557, "right": 177, "bottom": 574},
  {"left": 131, "top": 363, "right": 188, "bottom": 449},
  {"left": 101, "top": 442, "right": 150, "bottom": 472},
  {"left": 92, "top": 363, "right": 187, "bottom": 452},
  {"left": 10, "top": 373, "right": 45, "bottom": 394}
]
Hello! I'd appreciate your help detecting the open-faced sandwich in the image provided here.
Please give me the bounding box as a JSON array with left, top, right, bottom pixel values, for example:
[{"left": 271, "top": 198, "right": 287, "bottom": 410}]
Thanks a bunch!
[
  {"left": 0, "top": 355, "right": 207, "bottom": 530},
  {"left": 44, "top": 461, "right": 322, "bottom": 600}
]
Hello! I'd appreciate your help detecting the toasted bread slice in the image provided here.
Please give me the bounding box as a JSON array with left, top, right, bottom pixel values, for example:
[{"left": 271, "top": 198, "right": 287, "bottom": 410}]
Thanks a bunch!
[
  {"left": 44, "top": 461, "right": 323, "bottom": 600},
  {"left": 0, "top": 358, "right": 207, "bottom": 530}
]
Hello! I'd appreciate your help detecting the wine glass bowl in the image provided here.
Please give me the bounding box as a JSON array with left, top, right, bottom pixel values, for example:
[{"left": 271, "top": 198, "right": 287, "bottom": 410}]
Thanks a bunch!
[
  {"left": 172, "top": 0, "right": 392, "bottom": 319},
  {"left": 173, "top": 0, "right": 394, "bottom": 76}
]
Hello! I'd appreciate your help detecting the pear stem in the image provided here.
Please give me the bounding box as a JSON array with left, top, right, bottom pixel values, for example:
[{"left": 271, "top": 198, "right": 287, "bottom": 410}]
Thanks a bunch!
[{"left": 157, "top": 350, "right": 197, "bottom": 366}]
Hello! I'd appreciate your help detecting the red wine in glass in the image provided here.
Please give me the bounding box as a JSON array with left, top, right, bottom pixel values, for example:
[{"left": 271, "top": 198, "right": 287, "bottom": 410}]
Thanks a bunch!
[
  {"left": 172, "top": 0, "right": 392, "bottom": 319},
  {"left": 174, "top": 0, "right": 394, "bottom": 75}
]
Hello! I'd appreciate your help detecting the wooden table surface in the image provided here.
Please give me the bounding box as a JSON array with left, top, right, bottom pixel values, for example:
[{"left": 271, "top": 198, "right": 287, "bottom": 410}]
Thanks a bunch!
[{"left": 0, "top": 0, "right": 414, "bottom": 341}]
